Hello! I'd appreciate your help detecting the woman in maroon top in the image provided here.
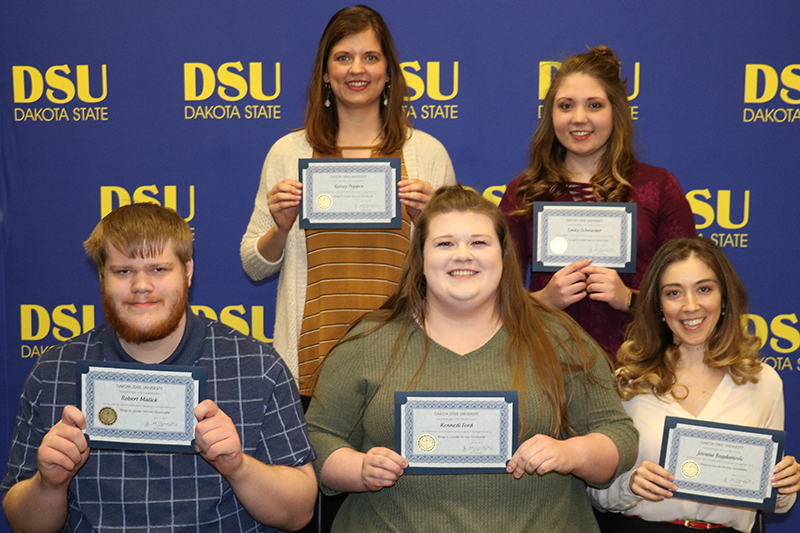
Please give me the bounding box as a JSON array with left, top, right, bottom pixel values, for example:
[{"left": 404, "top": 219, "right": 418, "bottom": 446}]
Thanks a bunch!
[{"left": 499, "top": 46, "right": 695, "bottom": 360}]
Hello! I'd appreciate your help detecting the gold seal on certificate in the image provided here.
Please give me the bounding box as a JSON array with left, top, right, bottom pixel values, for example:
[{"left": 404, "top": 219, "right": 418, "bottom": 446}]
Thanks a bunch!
[
  {"left": 316, "top": 193, "right": 333, "bottom": 210},
  {"left": 298, "top": 158, "right": 402, "bottom": 229},
  {"left": 660, "top": 416, "right": 787, "bottom": 510},
  {"left": 549, "top": 236, "right": 568, "bottom": 254},
  {"left": 98, "top": 406, "right": 118, "bottom": 426},
  {"left": 417, "top": 434, "right": 437, "bottom": 452},
  {"left": 395, "top": 391, "right": 519, "bottom": 474},
  {"left": 76, "top": 360, "right": 207, "bottom": 453},
  {"left": 681, "top": 460, "right": 700, "bottom": 479},
  {"left": 532, "top": 202, "right": 637, "bottom": 272}
]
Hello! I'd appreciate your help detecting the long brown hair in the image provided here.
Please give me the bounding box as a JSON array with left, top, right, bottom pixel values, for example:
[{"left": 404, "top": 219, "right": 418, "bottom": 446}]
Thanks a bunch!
[
  {"left": 512, "top": 45, "right": 638, "bottom": 216},
  {"left": 615, "top": 237, "right": 762, "bottom": 400},
  {"left": 320, "top": 185, "right": 604, "bottom": 437},
  {"left": 304, "top": 5, "right": 410, "bottom": 155}
]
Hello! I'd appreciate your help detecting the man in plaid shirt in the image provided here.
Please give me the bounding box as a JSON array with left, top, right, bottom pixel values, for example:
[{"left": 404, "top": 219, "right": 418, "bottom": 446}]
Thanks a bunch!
[{"left": 2, "top": 203, "right": 317, "bottom": 532}]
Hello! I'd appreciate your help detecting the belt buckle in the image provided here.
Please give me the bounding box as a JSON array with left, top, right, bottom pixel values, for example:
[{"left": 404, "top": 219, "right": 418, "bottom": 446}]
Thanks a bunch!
[{"left": 684, "top": 520, "right": 714, "bottom": 530}]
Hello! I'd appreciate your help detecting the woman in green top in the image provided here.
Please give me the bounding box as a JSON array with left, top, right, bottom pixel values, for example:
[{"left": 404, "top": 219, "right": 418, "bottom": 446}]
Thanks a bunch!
[{"left": 306, "top": 185, "right": 638, "bottom": 532}]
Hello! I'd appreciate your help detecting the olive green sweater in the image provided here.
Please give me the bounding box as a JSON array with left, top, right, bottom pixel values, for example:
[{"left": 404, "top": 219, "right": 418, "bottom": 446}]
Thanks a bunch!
[{"left": 307, "top": 320, "right": 638, "bottom": 532}]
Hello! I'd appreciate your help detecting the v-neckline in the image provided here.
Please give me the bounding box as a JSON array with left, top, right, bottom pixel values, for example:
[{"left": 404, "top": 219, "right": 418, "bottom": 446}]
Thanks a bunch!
[
  {"left": 671, "top": 372, "right": 730, "bottom": 419},
  {"left": 421, "top": 322, "right": 506, "bottom": 358}
]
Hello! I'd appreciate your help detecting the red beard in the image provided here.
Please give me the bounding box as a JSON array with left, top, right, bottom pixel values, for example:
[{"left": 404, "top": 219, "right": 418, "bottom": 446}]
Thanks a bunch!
[{"left": 102, "top": 282, "right": 188, "bottom": 344}]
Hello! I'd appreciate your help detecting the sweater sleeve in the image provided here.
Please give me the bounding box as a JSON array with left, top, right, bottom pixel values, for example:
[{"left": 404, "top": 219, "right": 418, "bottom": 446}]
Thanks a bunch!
[
  {"left": 240, "top": 132, "right": 308, "bottom": 281},
  {"left": 565, "top": 333, "right": 639, "bottom": 490},
  {"left": 305, "top": 332, "right": 371, "bottom": 496},
  {"left": 405, "top": 129, "right": 456, "bottom": 189}
]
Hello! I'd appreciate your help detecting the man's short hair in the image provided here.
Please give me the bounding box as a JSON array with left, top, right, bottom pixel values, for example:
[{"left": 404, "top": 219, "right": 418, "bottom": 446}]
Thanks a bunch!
[{"left": 83, "top": 203, "right": 193, "bottom": 272}]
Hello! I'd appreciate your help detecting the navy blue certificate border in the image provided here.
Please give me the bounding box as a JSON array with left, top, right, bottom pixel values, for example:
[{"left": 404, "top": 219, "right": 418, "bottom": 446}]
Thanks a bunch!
[
  {"left": 532, "top": 201, "right": 637, "bottom": 273},
  {"left": 298, "top": 157, "right": 402, "bottom": 229},
  {"left": 394, "top": 390, "right": 519, "bottom": 474},
  {"left": 658, "top": 416, "right": 786, "bottom": 510},
  {"left": 76, "top": 360, "right": 207, "bottom": 453}
]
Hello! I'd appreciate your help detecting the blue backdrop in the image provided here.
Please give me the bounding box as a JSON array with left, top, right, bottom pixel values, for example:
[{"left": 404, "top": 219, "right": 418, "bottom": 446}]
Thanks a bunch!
[{"left": 2, "top": 1, "right": 799, "bottom": 530}]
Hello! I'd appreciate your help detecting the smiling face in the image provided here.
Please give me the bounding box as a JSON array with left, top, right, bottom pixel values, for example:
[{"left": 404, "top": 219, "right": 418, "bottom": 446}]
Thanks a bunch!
[
  {"left": 423, "top": 211, "right": 503, "bottom": 316},
  {"left": 552, "top": 72, "right": 614, "bottom": 169},
  {"left": 101, "top": 241, "right": 192, "bottom": 346},
  {"left": 323, "top": 29, "right": 388, "bottom": 113},
  {"left": 659, "top": 255, "right": 723, "bottom": 355}
]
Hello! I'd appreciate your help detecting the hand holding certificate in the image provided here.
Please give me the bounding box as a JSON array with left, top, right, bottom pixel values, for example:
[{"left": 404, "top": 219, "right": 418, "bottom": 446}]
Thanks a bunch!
[
  {"left": 77, "top": 361, "right": 207, "bottom": 453},
  {"left": 532, "top": 202, "right": 637, "bottom": 272},
  {"left": 395, "top": 391, "right": 519, "bottom": 474},
  {"left": 659, "top": 417, "right": 786, "bottom": 510}
]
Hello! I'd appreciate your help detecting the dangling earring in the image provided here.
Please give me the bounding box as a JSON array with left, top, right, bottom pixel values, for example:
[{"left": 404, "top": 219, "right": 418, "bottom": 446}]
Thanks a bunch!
[
  {"left": 382, "top": 82, "right": 390, "bottom": 107},
  {"left": 661, "top": 316, "right": 666, "bottom": 322},
  {"left": 324, "top": 83, "right": 332, "bottom": 108},
  {"left": 721, "top": 304, "right": 726, "bottom": 316}
]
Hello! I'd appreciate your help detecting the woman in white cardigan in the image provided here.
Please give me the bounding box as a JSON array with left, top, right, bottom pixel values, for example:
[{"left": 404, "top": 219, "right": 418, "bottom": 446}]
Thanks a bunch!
[{"left": 240, "top": 6, "right": 455, "bottom": 396}]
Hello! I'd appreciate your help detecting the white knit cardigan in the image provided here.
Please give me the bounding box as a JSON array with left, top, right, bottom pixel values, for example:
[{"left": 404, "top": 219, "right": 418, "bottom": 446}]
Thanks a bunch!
[{"left": 240, "top": 128, "right": 456, "bottom": 379}]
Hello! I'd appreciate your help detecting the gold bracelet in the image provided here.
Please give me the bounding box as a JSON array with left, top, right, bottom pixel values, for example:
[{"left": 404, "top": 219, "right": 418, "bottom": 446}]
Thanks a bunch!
[{"left": 627, "top": 289, "right": 638, "bottom": 311}]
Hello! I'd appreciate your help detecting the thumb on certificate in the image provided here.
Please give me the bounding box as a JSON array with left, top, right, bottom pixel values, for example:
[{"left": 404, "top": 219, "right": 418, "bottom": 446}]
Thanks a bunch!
[
  {"left": 62, "top": 405, "right": 87, "bottom": 430},
  {"left": 194, "top": 399, "right": 221, "bottom": 421}
]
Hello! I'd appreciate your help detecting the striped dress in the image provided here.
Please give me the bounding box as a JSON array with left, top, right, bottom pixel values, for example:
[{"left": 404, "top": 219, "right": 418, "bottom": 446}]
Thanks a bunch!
[{"left": 297, "top": 148, "right": 411, "bottom": 394}]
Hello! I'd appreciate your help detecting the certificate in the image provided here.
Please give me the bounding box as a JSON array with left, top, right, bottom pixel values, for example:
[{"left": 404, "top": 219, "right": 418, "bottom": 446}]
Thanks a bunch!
[
  {"left": 395, "top": 391, "right": 519, "bottom": 474},
  {"left": 659, "top": 416, "right": 786, "bottom": 510},
  {"left": 532, "top": 202, "right": 637, "bottom": 272},
  {"left": 298, "top": 158, "right": 402, "bottom": 229},
  {"left": 76, "top": 360, "right": 207, "bottom": 453}
]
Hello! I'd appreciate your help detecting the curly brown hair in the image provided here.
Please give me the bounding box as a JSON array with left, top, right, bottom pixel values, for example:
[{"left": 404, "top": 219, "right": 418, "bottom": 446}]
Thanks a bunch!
[{"left": 615, "top": 237, "right": 762, "bottom": 400}]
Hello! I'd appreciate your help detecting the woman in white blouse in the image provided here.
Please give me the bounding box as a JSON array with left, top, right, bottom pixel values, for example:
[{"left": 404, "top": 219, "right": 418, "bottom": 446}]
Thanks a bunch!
[{"left": 591, "top": 237, "right": 799, "bottom": 532}]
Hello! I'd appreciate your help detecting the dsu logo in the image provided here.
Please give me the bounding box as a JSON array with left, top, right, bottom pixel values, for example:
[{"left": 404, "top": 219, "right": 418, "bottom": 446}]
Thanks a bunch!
[
  {"left": 12, "top": 65, "right": 108, "bottom": 104},
  {"left": 20, "top": 304, "right": 271, "bottom": 346},
  {"left": 686, "top": 189, "right": 750, "bottom": 230},
  {"left": 744, "top": 64, "right": 800, "bottom": 104},
  {"left": 192, "top": 305, "right": 272, "bottom": 343},
  {"left": 101, "top": 185, "right": 195, "bottom": 220},
  {"left": 21, "top": 305, "right": 96, "bottom": 342},
  {"left": 746, "top": 313, "right": 800, "bottom": 355},
  {"left": 538, "top": 61, "right": 641, "bottom": 101},
  {"left": 184, "top": 62, "right": 280, "bottom": 101},
  {"left": 400, "top": 61, "right": 459, "bottom": 101}
]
